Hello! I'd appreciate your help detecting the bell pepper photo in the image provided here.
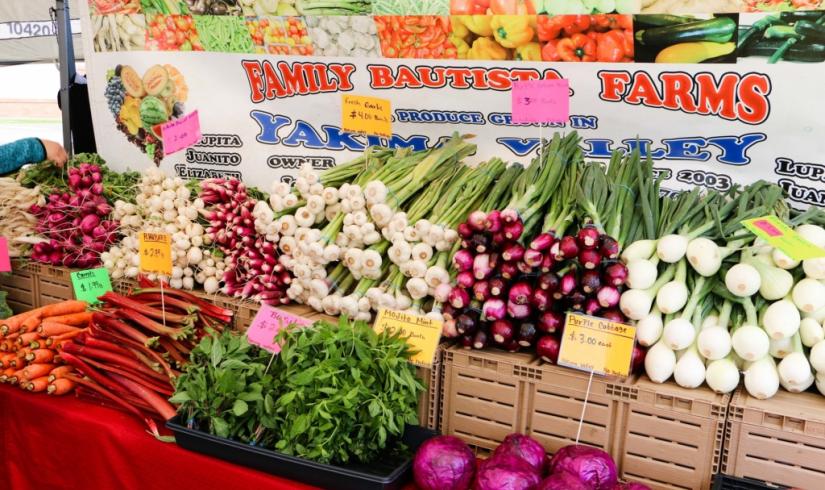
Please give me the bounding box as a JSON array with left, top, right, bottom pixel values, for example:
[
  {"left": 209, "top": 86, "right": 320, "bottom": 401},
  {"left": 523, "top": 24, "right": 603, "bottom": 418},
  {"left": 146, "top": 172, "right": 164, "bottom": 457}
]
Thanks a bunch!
[
  {"left": 450, "top": 0, "right": 537, "bottom": 14},
  {"left": 376, "top": 16, "right": 459, "bottom": 59},
  {"left": 537, "top": 15, "right": 634, "bottom": 62}
]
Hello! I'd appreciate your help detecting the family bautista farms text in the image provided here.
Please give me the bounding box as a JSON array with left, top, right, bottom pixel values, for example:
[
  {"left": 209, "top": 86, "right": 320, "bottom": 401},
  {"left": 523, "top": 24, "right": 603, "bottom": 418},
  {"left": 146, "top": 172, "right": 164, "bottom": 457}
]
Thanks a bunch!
[{"left": 240, "top": 61, "right": 772, "bottom": 165}]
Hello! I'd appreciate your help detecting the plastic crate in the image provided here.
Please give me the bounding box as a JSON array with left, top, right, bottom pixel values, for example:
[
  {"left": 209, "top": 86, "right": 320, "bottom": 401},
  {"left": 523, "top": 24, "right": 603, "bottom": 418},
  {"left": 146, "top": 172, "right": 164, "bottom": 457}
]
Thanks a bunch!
[
  {"left": 0, "top": 260, "right": 37, "bottom": 313},
  {"left": 712, "top": 475, "right": 782, "bottom": 489},
  {"left": 416, "top": 344, "right": 443, "bottom": 431},
  {"left": 439, "top": 348, "right": 727, "bottom": 489},
  {"left": 613, "top": 376, "right": 729, "bottom": 490},
  {"left": 28, "top": 263, "right": 74, "bottom": 306},
  {"left": 723, "top": 387, "right": 825, "bottom": 489},
  {"left": 440, "top": 345, "right": 630, "bottom": 454},
  {"left": 526, "top": 358, "right": 628, "bottom": 455},
  {"left": 440, "top": 346, "right": 536, "bottom": 453},
  {"left": 113, "top": 279, "right": 138, "bottom": 295}
]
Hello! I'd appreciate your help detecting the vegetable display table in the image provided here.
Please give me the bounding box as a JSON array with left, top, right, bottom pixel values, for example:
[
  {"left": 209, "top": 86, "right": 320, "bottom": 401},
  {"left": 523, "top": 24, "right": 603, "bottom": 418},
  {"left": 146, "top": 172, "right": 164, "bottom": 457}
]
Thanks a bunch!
[{"left": 0, "top": 384, "right": 319, "bottom": 490}]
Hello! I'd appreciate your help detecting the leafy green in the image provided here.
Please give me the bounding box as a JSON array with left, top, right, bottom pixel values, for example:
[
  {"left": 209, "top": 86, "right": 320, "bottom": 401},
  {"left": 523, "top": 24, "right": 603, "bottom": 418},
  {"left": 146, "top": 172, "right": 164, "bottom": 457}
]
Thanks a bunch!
[
  {"left": 171, "top": 329, "right": 273, "bottom": 443},
  {"left": 171, "top": 316, "right": 425, "bottom": 465},
  {"left": 265, "top": 316, "right": 424, "bottom": 464}
]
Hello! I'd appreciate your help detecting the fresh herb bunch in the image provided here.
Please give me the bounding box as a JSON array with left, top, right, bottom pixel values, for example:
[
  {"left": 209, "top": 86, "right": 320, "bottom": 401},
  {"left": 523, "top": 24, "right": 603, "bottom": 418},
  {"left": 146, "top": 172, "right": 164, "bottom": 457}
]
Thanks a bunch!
[
  {"left": 266, "top": 316, "right": 425, "bottom": 464},
  {"left": 171, "top": 318, "right": 425, "bottom": 465},
  {"left": 170, "top": 329, "right": 273, "bottom": 443},
  {"left": 17, "top": 153, "right": 141, "bottom": 203}
]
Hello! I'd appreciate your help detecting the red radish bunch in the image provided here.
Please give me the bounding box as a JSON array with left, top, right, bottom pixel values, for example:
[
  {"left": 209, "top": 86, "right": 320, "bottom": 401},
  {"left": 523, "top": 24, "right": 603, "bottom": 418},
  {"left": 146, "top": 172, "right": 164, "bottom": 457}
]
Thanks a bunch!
[
  {"left": 447, "top": 210, "right": 632, "bottom": 363},
  {"left": 30, "top": 163, "right": 118, "bottom": 268},
  {"left": 200, "top": 179, "right": 291, "bottom": 305}
]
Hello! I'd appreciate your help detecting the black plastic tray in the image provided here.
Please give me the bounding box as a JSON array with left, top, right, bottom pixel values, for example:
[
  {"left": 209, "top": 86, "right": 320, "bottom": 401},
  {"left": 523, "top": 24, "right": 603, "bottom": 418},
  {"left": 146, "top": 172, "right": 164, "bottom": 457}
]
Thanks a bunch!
[
  {"left": 167, "top": 416, "right": 437, "bottom": 490},
  {"left": 712, "top": 474, "right": 785, "bottom": 489}
]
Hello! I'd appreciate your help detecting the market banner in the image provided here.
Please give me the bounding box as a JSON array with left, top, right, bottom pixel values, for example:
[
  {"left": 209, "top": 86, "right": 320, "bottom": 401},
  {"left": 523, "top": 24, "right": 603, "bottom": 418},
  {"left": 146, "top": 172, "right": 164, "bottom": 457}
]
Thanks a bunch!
[
  {"left": 78, "top": 2, "right": 825, "bottom": 209},
  {"left": 0, "top": 0, "right": 83, "bottom": 64}
]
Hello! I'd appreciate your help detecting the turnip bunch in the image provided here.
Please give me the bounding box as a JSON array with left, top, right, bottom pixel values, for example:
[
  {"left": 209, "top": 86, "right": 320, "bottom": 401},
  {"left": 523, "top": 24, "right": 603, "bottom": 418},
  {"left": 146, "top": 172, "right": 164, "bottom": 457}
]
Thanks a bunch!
[
  {"left": 105, "top": 168, "right": 218, "bottom": 289},
  {"left": 31, "top": 162, "right": 119, "bottom": 268}
]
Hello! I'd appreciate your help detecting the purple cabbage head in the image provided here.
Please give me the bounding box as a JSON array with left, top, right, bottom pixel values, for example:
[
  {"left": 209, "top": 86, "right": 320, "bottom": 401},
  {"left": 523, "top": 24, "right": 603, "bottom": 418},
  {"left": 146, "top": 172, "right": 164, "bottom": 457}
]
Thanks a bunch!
[
  {"left": 548, "top": 445, "right": 617, "bottom": 490},
  {"left": 413, "top": 435, "right": 476, "bottom": 490},
  {"left": 474, "top": 454, "right": 541, "bottom": 490},
  {"left": 612, "top": 483, "right": 652, "bottom": 490},
  {"left": 492, "top": 433, "right": 547, "bottom": 475},
  {"left": 539, "top": 470, "right": 592, "bottom": 490}
]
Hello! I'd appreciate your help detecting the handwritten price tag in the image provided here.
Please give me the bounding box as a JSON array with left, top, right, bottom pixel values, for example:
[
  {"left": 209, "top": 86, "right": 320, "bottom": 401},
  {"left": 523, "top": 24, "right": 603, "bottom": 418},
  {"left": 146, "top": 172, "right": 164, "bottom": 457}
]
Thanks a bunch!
[
  {"left": 138, "top": 232, "right": 172, "bottom": 275},
  {"left": 558, "top": 313, "right": 636, "bottom": 377},
  {"left": 161, "top": 110, "right": 201, "bottom": 156},
  {"left": 246, "top": 304, "right": 313, "bottom": 354},
  {"left": 71, "top": 268, "right": 112, "bottom": 304},
  {"left": 342, "top": 95, "right": 392, "bottom": 138},
  {"left": 0, "top": 237, "right": 10, "bottom": 272},
  {"left": 374, "top": 309, "right": 442, "bottom": 369},
  {"left": 742, "top": 215, "right": 825, "bottom": 260},
  {"left": 511, "top": 79, "right": 570, "bottom": 124}
]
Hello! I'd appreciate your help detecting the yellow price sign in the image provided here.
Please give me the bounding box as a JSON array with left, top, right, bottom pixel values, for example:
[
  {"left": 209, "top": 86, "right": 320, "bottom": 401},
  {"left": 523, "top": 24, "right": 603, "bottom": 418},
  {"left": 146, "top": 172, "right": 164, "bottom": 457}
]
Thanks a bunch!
[
  {"left": 373, "top": 309, "right": 442, "bottom": 369},
  {"left": 342, "top": 94, "right": 392, "bottom": 139},
  {"left": 558, "top": 313, "right": 636, "bottom": 377},
  {"left": 742, "top": 215, "right": 825, "bottom": 261},
  {"left": 138, "top": 231, "right": 172, "bottom": 275}
]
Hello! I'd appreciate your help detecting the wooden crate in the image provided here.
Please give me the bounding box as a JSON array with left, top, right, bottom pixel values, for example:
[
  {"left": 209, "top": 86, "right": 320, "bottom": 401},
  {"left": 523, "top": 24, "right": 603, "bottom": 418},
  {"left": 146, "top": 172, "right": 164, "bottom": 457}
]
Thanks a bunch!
[
  {"left": 613, "top": 376, "right": 728, "bottom": 490},
  {"left": 723, "top": 387, "right": 825, "bottom": 489},
  {"left": 0, "top": 259, "right": 37, "bottom": 313}
]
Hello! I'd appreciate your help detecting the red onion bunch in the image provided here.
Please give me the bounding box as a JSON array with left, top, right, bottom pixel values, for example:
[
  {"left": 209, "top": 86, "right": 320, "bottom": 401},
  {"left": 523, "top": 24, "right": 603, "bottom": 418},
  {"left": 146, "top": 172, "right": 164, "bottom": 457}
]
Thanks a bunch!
[
  {"left": 200, "top": 179, "right": 291, "bottom": 305},
  {"left": 446, "top": 211, "right": 630, "bottom": 363},
  {"left": 30, "top": 163, "right": 118, "bottom": 268}
]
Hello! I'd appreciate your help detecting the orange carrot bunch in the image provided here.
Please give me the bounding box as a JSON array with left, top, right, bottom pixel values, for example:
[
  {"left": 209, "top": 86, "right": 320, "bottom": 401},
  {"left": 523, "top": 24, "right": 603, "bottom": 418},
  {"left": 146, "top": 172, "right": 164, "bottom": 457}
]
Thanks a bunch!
[{"left": 0, "top": 300, "right": 89, "bottom": 394}]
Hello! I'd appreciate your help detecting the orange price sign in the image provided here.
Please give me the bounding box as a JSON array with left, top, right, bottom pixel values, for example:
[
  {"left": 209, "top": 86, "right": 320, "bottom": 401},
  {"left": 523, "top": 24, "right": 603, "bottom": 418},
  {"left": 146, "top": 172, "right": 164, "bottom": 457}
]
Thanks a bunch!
[
  {"left": 558, "top": 312, "right": 636, "bottom": 377},
  {"left": 342, "top": 95, "right": 392, "bottom": 139},
  {"left": 138, "top": 231, "right": 172, "bottom": 275},
  {"left": 373, "top": 309, "right": 442, "bottom": 369}
]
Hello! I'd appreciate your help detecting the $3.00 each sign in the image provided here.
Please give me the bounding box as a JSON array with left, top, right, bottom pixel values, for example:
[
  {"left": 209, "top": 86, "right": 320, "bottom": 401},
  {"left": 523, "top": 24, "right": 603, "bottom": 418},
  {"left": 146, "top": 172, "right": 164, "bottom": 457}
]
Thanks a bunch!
[{"left": 558, "top": 312, "right": 636, "bottom": 377}]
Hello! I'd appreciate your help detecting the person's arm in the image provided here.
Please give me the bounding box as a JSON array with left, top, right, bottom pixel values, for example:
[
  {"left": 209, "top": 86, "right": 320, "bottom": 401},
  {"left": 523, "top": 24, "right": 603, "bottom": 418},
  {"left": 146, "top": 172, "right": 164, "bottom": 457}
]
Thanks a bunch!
[{"left": 0, "top": 138, "right": 46, "bottom": 173}]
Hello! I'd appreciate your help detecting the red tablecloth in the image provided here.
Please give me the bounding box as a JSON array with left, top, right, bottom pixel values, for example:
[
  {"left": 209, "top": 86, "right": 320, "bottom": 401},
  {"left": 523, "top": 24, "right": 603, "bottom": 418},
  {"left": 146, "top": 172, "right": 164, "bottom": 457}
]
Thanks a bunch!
[{"left": 0, "top": 384, "right": 322, "bottom": 490}]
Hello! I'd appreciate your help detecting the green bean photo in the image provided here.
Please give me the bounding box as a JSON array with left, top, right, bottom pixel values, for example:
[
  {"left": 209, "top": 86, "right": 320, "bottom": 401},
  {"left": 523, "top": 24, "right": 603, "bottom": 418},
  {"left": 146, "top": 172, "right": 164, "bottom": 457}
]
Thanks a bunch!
[
  {"left": 193, "top": 15, "right": 254, "bottom": 53},
  {"left": 372, "top": 0, "right": 448, "bottom": 15}
]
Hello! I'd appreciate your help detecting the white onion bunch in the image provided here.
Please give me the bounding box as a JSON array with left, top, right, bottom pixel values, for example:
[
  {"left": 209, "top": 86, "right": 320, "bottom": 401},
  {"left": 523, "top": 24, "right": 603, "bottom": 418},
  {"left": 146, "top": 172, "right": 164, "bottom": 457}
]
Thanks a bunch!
[
  {"left": 0, "top": 178, "right": 45, "bottom": 257},
  {"left": 104, "top": 167, "right": 213, "bottom": 289}
]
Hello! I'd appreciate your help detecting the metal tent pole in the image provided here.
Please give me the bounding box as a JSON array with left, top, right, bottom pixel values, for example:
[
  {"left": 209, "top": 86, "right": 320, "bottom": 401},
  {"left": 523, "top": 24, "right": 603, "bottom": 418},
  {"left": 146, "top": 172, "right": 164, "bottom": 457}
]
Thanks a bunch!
[{"left": 55, "top": 0, "right": 76, "bottom": 156}]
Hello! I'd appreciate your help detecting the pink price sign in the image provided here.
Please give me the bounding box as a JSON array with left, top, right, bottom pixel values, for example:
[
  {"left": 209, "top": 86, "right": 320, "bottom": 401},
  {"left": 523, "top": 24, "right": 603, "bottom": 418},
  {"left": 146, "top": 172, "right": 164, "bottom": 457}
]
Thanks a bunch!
[
  {"left": 246, "top": 304, "right": 313, "bottom": 354},
  {"left": 511, "top": 79, "right": 570, "bottom": 124},
  {"left": 161, "top": 110, "right": 201, "bottom": 156},
  {"left": 0, "top": 237, "right": 10, "bottom": 272}
]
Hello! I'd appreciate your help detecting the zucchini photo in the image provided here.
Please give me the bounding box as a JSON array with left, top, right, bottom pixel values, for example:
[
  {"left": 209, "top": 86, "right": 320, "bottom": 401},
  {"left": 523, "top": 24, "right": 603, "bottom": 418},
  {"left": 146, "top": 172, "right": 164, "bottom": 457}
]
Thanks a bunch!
[
  {"left": 641, "top": 0, "right": 740, "bottom": 13},
  {"left": 738, "top": 12, "right": 825, "bottom": 64},
  {"left": 633, "top": 13, "right": 739, "bottom": 63}
]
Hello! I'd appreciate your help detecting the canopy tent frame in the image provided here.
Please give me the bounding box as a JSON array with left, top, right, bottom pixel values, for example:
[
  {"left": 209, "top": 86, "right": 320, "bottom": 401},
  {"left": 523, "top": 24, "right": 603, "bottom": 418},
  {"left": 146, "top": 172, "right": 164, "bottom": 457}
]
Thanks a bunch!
[{"left": 54, "top": 0, "right": 75, "bottom": 156}]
